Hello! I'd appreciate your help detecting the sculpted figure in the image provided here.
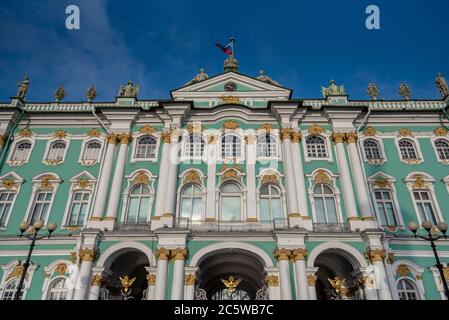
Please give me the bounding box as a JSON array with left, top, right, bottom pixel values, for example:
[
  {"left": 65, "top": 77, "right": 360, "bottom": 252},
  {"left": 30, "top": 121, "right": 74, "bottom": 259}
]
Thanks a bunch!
[{"left": 17, "top": 76, "right": 30, "bottom": 99}]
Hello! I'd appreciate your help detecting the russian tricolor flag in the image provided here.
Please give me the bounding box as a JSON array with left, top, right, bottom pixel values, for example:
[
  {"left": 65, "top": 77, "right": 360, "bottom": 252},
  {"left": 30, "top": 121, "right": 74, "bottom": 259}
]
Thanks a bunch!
[{"left": 216, "top": 41, "right": 233, "bottom": 55}]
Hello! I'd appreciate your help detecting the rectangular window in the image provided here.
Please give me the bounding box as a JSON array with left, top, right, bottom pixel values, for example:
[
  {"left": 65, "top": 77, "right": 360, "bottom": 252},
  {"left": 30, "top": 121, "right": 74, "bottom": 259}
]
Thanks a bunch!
[
  {"left": 374, "top": 190, "right": 398, "bottom": 226},
  {"left": 29, "top": 191, "right": 53, "bottom": 224},
  {"left": 221, "top": 196, "right": 241, "bottom": 221},
  {"left": 413, "top": 191, "right": 438, "bottom": 224},
  {"left": 0, "top": 192, "right": 15, "bottom": 227},
  {"left": 67, "top": 191, "right": 90, "bottom": 226}
]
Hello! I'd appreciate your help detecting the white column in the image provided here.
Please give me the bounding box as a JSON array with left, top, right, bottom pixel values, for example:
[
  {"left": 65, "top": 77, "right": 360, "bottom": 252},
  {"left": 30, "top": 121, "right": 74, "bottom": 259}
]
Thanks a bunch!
[
  {"left": 154, "top": 248, "right": 170, "bottom": 300},
  {"left": 184, "top": 273, "right": 197, "bottom": 300},
  {"left": 154, "top": 132, "right": 170, "bottom": 218},
  {"left": 164, "top": 130, "right": 180, "bottom": 216},
  {"left": 246, "top": 135, "right": 257, "bottom": 221},
  {"left": 265, "top": 275, "right": 280, "bottom": 300},
  {"left": 171, "top": 248, "right": 187, "bottom": 300},
  {"left": 89, "top": 274, "right": 103, "bottom": 300},
  {"left": 346, "top": 133, "right": 374, "bottom": 220},
  {"left": 104, "top": 133, "right": 131, "bottom": 222},
  {"left": 275, "top": 249, "right": 292, "bottom": 300},
  {"left": 292, "top": 249, "right": 309, "bottom": 300},
  {"left": 280, "top": 129, "right": 299, "bottom": 215},
  {"left": 73, "top": 249, "right": 96, "bottom": 300},
  {"left": 146, "top": 274, "right": 156, "bottom": 300},
  {"left": 368, "top": 249, "right": 392, "bottom": 300},
  {"left": 306, "top": 271, "right": 318, "bottom": 300},
  {"left": 90, "top": 134, "right": 117, "bottom": 220},
  {"left": 384, "top": 256, "right": 400, "bottom": 300},
  {"left": 205, "top": 136, "right": 217, "bottom": 221},
  {"left": 291, "top": 132, "right": 309, "bottom": 217},
  {"left": 332, "top": 133, "right": 358, "bottom": 220}
]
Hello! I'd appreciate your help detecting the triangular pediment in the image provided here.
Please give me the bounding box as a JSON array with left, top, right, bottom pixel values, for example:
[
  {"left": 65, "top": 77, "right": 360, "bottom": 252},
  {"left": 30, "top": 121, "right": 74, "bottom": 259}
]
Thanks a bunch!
[{"left": 171, "top": 72, "right": 292, "bottom": 108}]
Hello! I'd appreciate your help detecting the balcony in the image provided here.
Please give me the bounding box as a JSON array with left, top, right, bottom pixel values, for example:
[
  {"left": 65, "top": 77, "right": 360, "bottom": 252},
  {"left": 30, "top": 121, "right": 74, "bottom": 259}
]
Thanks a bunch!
[{"left": 175, "top": 218, "right": 289, "bottom": 232}]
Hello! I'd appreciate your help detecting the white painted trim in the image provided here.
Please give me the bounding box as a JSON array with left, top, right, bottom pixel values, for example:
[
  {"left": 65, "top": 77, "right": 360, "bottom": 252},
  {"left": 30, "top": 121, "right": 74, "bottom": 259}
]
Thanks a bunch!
[
  {"left": 0, "top": 172, "right": 24, "bottom": 229},
  {"left": 7, "top": 136, "right": 36, "bottom": 167},
  {"left": 302, "top": 133, "right": 334, "bottom": 163},
  {"left": 176, "top": 169, "right": 206, "bottom": 222},
  {"left": 188, "top": 242, "right": 274, "bottom": 267},
  {"left": 129, "top": 132, "right": 161, "bottom": 164},
  {"left": 431, "top": 136, "right": 449, "bottom": 165},
  {"left": 219, "top": 131, "right": 245, "bottom": 163},
  {"left": 394, "top": 136, "right": 424, "bottom": 165},
  {"left": 78, "top": 137, "right": 105, "bottom": 166},
  {"left": 96, "top": 241, "right": 156, "bottom": 268},
  {"left": 306, "top": 241, "right": 368, "bottom": 268},
  {"left": 256, "top": 132, "right": 281, "bottom": 161},
  {"left": 360, "top": 136, "right": 387, "bottom": 164},
  {"left": 42, "top": 136, "right": 71, "bottom": 166}
]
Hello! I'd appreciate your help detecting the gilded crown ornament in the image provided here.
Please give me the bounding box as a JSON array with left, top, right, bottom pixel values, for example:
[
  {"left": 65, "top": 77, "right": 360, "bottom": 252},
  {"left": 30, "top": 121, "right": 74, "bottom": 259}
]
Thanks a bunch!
[
  {"left": 54, "top": 85, "right": 66, "bottom": 102},
  {"left": 436, "top": 73, "right": 449, "bottom": 98},
  {"left": 16, "top": 76, "right": 30, "bottom": 100},
  {"left": 86, "top": 85, "right": 97, "bottom": 102},
  {"left": 367, "top": 82, "right": 379, "bottom": 100},
  {"left": 399, "top": 83, "right": 411, "bottom": 100}
]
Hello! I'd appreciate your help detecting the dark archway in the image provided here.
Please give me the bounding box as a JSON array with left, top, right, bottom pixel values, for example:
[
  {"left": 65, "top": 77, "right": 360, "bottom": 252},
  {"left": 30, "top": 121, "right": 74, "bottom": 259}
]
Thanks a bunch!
[{"left": 197, "top": 248, "right": 267, "bottom": 300}]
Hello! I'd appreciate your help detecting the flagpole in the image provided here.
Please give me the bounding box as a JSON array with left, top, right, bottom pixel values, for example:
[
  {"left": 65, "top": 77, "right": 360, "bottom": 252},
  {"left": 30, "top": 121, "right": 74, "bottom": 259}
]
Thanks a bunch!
[{"left": 230, "top": 37, "right": 235, "bottom": 58}]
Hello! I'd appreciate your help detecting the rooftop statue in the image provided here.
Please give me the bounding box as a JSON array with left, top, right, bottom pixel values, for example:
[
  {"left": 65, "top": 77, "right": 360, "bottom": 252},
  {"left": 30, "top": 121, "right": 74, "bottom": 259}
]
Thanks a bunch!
[
  {"left": 16, "top": 76, "right": 30, "bottom": 100},
  {"left": 367, "top": 82, "right": 379, "bottom": 100},
  {"left": 321, "top": 80, "right": 346, "bottom": 97},
  {"left": 436, "top": 73, "right": 449, "bottom": 98},
  {"left": 118, "top": 80, "right": 139, "bottom": 98},
  {"left": 256, "top": 70, "right": 280, "bottom": 86},
  {"left": 185, "top": 68, "right": 209, "bottom": 85},
  {"left": 399, "top": 83, "right": 411, "bottom": 100},
  {"left": 224, "top": 55, "right": 239, "bottom": 72},
  {"left": 86, "top": 85, "right": 97, "bottom": 102},
  {"left": 54, "top": 85, "right": 66, "bottom": 102}
]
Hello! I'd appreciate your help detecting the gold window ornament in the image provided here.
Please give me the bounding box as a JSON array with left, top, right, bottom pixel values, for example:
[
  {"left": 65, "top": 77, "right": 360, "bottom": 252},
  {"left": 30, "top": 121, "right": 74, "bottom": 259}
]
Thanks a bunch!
[
  {"left": 54, "top": 130, "right": 67, "bottom": 139},
  {"left": 223, "top": 121, "right": 239, "bottom": 130},
  {"left": 1, "top": 179, "right": 16, "bottom": 189},
  {"left": 259, "top": 123, "right": 273, "bottom": 133},
  {"left": 308, "top": 124, "right": 325, "bottom": 135},
  {"left": 55, "top": 263, "right": 68, "bottom": 275},
  {"left": 219, "top": 96, "right": 241, "bottom": 105},
  {"left": 364, "top": 127, "right": 377, "bottom": 137},
  {"left": 434, "top": 127, "right": 449, "bottom": 136},
  {"left": 396, "top": 264, "right": 411, "bottom": 277},
  {"left": 314, "top": 170, "right": 331, "bottom": 184},
  {"left": 411, "top": 175, "right": 427, "bottom": 190},
  {"left": 398, "top": 128, "right": 413, "bottom": 137},
  {"left": 19, "top": 128, "right": 33, "bottom": 138},
  {"left": 132, "top": 171, "right": 149, "bottom": 185},
  {"left": 87, "top": 128, "right": 102, "bottom": 138},
  {"left": 139, "top": 125, "right": 156, "bottom": 135}
]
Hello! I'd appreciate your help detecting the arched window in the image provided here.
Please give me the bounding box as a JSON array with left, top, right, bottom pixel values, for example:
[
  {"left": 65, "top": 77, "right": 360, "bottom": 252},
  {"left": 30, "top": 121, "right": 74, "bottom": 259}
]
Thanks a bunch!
[
  {"left": 125, "top": 184, "right": 151, "bottom": 224},
  {"left": 67, "top": 191, "right": 90, "bottom": 227},
  {"left": 12, "top": 141, "right": 32, "bottom": 161},
  {"left": 47, "top": 277, "right": 68, "bottom": 300},
  {"left": 399, "top": 139, "right": 419, "bottom": 160},
  {"left": 435, "top": 139, "right": 449, "bottom": 161},
  {"left": 1, "top": 279, "right": 21, "bottom": 300},
  {"left": 397, "top": 279, "right": 419, "bottom": 300},
  {"left": 259, "top": 184, "right": 282, "bottom": 221},
  {"left": 0, "top": 191, "right": 15, "bottom": 227},
  {"left": 47, "top": 141, "right": 67, "bottom": 161},
  {"left": 306, "top": 136, "right": 327, "bottom": 158},
  {"left": 257, "top": 134, "right": 278, "bottom": 157},
  {"left": 184, "top": 135, "right": 204, "bottom": 157},
  {"left": 220, "top": 182, "right": 242, "bottom": 221},
  {"left": 313, "top": 184, "right": 338, "bottom": 224},
  {"left": 363, "top": 139, "right": 382, "bottom": 160},
  {"left": 83, "top": 141, "right": 101, "bottom": 161},
  {"left": 222, "top": 135, "right": 241, "bottom": 158},
  {"left": 180, "top": 184, "right": 203, "bottom": 222},
  {"left": 135, "top": 136, "right": 157, "bottom": 159}
]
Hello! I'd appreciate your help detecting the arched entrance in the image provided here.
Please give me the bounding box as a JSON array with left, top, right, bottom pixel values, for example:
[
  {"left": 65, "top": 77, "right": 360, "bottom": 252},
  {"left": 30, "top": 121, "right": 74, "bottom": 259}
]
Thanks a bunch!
[
  {"left": 102, "top": 249, "right": 150, "bottom": 300},
  {"left": 196, "top": 248, "right": 267, "bottom": 300},
  {"left": 314, "top": 249, "right": 362, "bottom": 300}
]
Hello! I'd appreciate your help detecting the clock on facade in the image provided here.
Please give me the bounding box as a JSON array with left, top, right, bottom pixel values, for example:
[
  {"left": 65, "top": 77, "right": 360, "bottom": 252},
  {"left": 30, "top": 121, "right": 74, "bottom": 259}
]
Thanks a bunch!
[{"left": 224, "top": 81, "right": 237, "bottom": 92}]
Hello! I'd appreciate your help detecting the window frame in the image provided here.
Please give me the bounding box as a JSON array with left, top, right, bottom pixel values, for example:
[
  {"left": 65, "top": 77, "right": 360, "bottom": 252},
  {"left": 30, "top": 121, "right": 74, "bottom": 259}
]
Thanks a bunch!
[
  {"left": 130, "top": 133, "right": 160, "bottom": 163},
  {"left": 42, "top": 138, "right": 70, "bottom": 166},
  {"left": 219, "top": 181, "right": 244, "bottom": 222},
  {"left": 361, "top": 137, "right": 386, "bottom": 164},
  {"left": 178, "top": 183, "right": 205, "bottom": 224},
  {"left": 397, "top": 278, "right": 420, "bottom": 301},
  {"left": 258, "top": 184, "right": 284, "bottom": 222},
  {"left": 312, "top": 183, "right": 340, "bottom": 224},
  {"left": 182, "top": 134, "right": 205, "bottom": 160},
  {"left": 431, "top": 137, "right": 449, "bottom": 164},
  {"left": 220, "top": 133, "right": 244, "bottom": 162},
  {"left": 123, "top": 184, "right": 152, "bottom": 225},
  {"left": 0, "top": 260, "right": 37, "bottom": 300},
  {"left": 46, "top": 277, "right": 69, "bottom": 300},
  {"left": 395, "top": 137, "right": 423, "bottom": 164},
  {"left": 8, "top": 137, "right": 35, "bottom": 167},
  {"left": 79, "top": 138, "right": 104, "bottom": 166},
  {"left": 302, "top": 134, "right": 333, "bottom": 163},
  {"left": 256, "top": 134, "right": 279, "bottom": 160}
]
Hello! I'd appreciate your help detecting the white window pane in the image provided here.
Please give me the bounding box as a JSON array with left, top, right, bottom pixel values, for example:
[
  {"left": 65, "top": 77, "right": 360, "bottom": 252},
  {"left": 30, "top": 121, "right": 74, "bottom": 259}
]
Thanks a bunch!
[
  {"left": 221, "top": 197, "right": 241, "bottom": 221},
  {"left": 314, "top": 198, "right": 326, "bottom": 223},
  {"left": 260, "top": 199, "right": 270, "bottom": 221},
  {"left": 191, "top": 198, "right": 202, "bottom": 221},
  {"left": 271, "top": 199, "right": 282, "bottom": 220}
]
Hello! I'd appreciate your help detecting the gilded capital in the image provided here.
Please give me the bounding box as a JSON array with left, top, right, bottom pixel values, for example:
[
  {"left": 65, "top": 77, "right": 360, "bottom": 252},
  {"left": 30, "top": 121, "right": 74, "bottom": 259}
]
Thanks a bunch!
[
  {"left": 91, "top": 274, "right": 104, "bottom": 286},
  {"left": 274, "top": 248, "right": 291, "bottom": 261},
  {"left": 156, "top": 247, "right": 171, "bottom": 260},
  {"left": 280, "top": 128, "right": 293, "bottom": 142},
  {"left": 118, "top": 132, "right": 132, "bottom": 144},
  {"left": 345, "top": 132, "right": 358, "bottom": 144},
  {"left": 171, "top": 248, "right": 188, "bottom": 261},
  {"left": 291, "top": 248, "right": 308, "bottom": 261},
  {"left": 265, "top": 275, "right": 279, "bottom": 287},
  {"left": 208, "top": 135, "right": 218, "bottom": 144},
  {"left": 78, "top": 248, "right": 98, "bottom": 262},
  {"left": 161, "top": 131, "right": 171, "bottom": 144},
  {"left": 147, "top": 273, "right": 156, "bottom": 285},
  {"left": 184, "top": 274, "right": 197, "bottom": 285},
  {"left": 107, "top": 133, "right": 118, "bottom": 144},
  {"left": 291, "top": 131, "right": 303, "bottom": 143},
  {"left": 366, "top": 249, "right": 386, "bottom": 263},
  {"left": 307, "top": 274, "right": 317, "bottom": 286},
  {"left": 0, "top": 134, "right": 6, "bottom": 146},
  {"left": 331, "top": 133, "right": 346, "bottom": 144},
  {"left": 244, "top": 135, "right": 256, "bottom": 144}
]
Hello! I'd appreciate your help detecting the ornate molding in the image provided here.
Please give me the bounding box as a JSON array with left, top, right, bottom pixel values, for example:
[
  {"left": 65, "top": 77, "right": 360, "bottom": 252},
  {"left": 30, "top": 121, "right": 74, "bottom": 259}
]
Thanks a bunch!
[
  {"left": 161, "top": 131, "right": 171, "bottom": 144},
  {"left": 259, "top": 123, "right": 273, "bottom": 132},
  {"left": 219, "top": 96, "right": 240, "bottom": 105},
  {"left": 19, "top": 128, "right": 33, "bottom": 138},
  {"left": 291, "top": 131, "right": 302, "bottom": 143},
  {"left": 87, "top": 128, "right": 102, "bottom": 138},
  {"left": 118, "top": 133, "right": 132, "bottom": 144},
  {"left": 184, "top": 170, "right": 202, "bottom": 184},
  {"left": 184, "top": 274, "right": 197, "bottom": 285},
  {"left": 443, "top": 267, "right": 449, "bottom": 281},
  {"left": 265, "top": 275, "right": 279, "bottom": 287},
  {"left": 147, "top": 273, "right": 156, "bottom": 285},
  {"left": 398, "top": 128, "right": 413, "bottom": 137},
  {"left": 222, "top": 169, "right": 240, "bottom": 181},
  {"left": 411, "top": 175, "right": 427, "bottom": 190},
  {"left": 107, "top": 133, "right": 118, "bottom": 144},
  {"left": 274, "top": 248, "right": 291, "bottom": 261},
  {"left": 0, "top": 134, "right": 6, "bottom": 146},
  {"left": 307, "top": 275, "right": 317, "bottom": 286},
  {"left": 78, "top": 248, "right": 98, "bottom": 262},
  {"left": 171, "top": 248, "right": 188, "bottom": 261},
  {"left": 280, "top": 128, "right": 293, "bottom": 141},
  {"left": 156, "top": 247, "right": 171, "bottom": 260},
  {"left": 434, "top": 127, "right": 449, "bottom": 137},
  {"left": 261, "top": 174, "right": 278, "bottom": 185},
  {"left": 6, "top": 264, "right": 26, "bottom": 281},
  {"left": 75, "top": 178, "right": 92, "bottom": 189},
  {"left": 91, "top": 274, "right": 104, "bottom": 286},
  {"left": 244, "top": 135, "right": 256, "bottom": 144},
  {"left": 373, "top": 177, "right": 391, "bottom": 189},
  {"left": 314, "top": 170, "right": 331, "bottom": 184},
  {"left": 308, "top": 124, "right": 325, "bottom": 135},
  {"left": 139, "top": 125, "right": 156, "bottom": 135},
  {"left": 291, "top": 248, "right": 308, "bottom": 261},
  {"left": 396, "top": 264, "right": 411, "bottom": 277},
  {"left": 54, "top": 130, "right": 67, "bottom": 139},
  {"left": 1, "top": 179, "right": 16, "bottom": 189},
  {"left": 208, "top": 135, "right": 218, "bottom": 144},
  {"left": 133, "top": 171, "right": 150, "bottom": 185},
  {"left": 364, "top": 127, "right": 377, "bottom": 137},
  {"left": 40, "top": 174, "right": 57, "bottom": 190},
  {"left": 345, "top": 132, "right": 358, "bottom": 144},
  {"left": 366, "top": 249, "right": 386, "bottom": 263},
  {"left": 223, "top": 121, "right": 239, "bottom": 130},
  {"left": 186, "top": 124, "right": 204, "bottom": 134},
  {"left": 54, "top": 263, "right": 67, "bottom": 275},
  {"left": 331, "top": 133, "right": 346, "bottom": 144}
]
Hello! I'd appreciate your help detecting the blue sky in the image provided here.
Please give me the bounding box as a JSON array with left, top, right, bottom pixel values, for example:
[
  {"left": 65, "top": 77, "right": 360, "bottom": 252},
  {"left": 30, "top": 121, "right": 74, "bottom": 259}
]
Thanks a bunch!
[{"left": 0, "top": 0, "right": 448, "bottom": 102}]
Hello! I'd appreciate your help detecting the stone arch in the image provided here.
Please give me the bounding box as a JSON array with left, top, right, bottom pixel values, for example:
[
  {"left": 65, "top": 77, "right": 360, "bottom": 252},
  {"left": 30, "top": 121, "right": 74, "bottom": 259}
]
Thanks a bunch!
[
  {"left": 96, "top": 241, "right": 156, "bottom": 268},
  {"left": 307, "top": 241, "right": 367, "bottom": 269}
]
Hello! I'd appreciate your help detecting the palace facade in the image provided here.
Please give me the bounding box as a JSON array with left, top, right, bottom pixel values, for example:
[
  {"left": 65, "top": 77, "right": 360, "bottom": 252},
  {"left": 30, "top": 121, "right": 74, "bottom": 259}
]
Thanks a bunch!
[{"left": 1, "top": 56, "right": 449, "bottom": 300}]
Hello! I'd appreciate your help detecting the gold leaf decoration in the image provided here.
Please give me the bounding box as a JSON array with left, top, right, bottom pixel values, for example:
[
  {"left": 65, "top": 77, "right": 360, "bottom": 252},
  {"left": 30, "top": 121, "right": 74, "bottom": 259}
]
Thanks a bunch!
[
  {"left": 396, "top": 264, "right": 411, "bottom": 277},
  {"left": 219, "top": 96, "right": 241, "bottom": 105},
  {"left": 223, "top": 169, "right": 239, "bottom": 181},
  {"left": 308, "top": 124, "right": 325, "bottom": 135},
  {"left": 261, "top": 174, "right": 278, "bottom": 185},
  {"left": 374, "top": 177, "right": 390, "bottom": 188},
  {"left": 314, "top": 170, "right": 330, "bottom": 184},
  {"left": 223, "top": 121, "right": 239, "bottom": 130},
  {"left": 444, "top": 267, "right": 449, "bottom": 281},
  {"left": 6, "top": 264, "right": 26, "bottom": 281},
  {"left": 398, "top": 128, "right": 413, "bottom": 137},
  {"left": 434, "top": 127, "right": 449, "bottom": 136},
  {"left": 364, "top": 127, "right": 377, "bottom": 137},
  {"left": 19, "top": 128, "right": 32, "bottom": 138},
  {"left": 76, "top": 178, "right": 92, "bottom": 189},
  {"left": 186, "top": 124, "right": 203, "bottom": 134},
  {"left": 40, "top": 174, "right": 56, "bottom": 189},
  {"left": 139, "top": 125, "right": 156, "bottom": 135},
  {"left": 184, "top": 170, "right": 201, "bottom": 184},
  {"left": 133, "top": 171, "right": 149, "bottom": 185},
  {"left": 54, "top": 130, "right": 67, "bottom": 139},
  {"left": 87, "top": 128, "right": 102, "bottom": 138},
  {"left": 259, "top": 123, "right": 273, "bottom": 132},
  {"left": 412, "top": 175, "right": 427, "bottom": 190},
  {"left": 1, "top": 179, "right": 16, "bottom": 189},
  {"left": 55, "top": 263, "right": 68, "bottom": 275}
]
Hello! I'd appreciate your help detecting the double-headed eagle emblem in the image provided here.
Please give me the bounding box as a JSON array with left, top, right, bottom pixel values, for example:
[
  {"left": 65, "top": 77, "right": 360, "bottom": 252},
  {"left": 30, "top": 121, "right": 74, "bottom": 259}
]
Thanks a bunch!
[
  {"left": 221, "top": 276, "right": 242, "bottom": 293},
  {"left": 119, "top": 275, "right": 136, "bottom": 295}
]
